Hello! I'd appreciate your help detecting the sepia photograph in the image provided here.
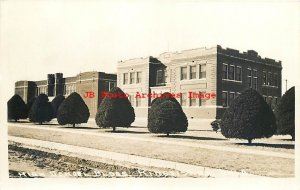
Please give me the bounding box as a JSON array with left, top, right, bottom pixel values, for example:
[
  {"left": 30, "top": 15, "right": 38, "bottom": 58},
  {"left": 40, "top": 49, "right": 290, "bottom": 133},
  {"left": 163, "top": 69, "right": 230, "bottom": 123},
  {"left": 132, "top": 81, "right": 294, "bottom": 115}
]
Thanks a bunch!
[{"left": 0, "top": 0, "right": 299, "bottom": 190}]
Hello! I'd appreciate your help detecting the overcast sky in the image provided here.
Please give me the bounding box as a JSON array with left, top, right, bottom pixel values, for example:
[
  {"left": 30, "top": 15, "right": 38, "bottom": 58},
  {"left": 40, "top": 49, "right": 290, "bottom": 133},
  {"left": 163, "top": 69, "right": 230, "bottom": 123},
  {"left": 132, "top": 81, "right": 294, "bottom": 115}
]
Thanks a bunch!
[{"left": 0, "top": 0, "right": 299, "bottom": 97}]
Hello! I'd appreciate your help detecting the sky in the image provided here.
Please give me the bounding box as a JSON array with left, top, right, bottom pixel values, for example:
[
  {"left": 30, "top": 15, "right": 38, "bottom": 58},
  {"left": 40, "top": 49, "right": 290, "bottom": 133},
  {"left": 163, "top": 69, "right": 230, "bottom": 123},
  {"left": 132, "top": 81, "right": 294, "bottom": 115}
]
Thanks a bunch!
[{"left": 0, "top": 0, "right": 299, "bottom": 98}]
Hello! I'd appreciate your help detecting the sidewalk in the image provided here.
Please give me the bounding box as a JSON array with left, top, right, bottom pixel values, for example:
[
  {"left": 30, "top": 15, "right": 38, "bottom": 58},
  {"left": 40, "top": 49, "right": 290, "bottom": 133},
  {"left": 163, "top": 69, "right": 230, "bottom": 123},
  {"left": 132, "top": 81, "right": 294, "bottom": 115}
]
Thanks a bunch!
[{"left": 9, "top": 136, "right": 265, "bottom": 178}]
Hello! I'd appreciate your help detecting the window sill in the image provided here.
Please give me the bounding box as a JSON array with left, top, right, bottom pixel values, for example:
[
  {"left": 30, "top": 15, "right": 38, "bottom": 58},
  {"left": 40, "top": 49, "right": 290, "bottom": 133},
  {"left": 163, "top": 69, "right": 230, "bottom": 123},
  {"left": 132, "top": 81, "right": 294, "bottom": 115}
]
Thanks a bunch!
[
  {"left": 262, "top": 85, "right": 279, "bottom": 88},
  {"left": 222, "top": 79, "right": 242, "bottom": 83}
]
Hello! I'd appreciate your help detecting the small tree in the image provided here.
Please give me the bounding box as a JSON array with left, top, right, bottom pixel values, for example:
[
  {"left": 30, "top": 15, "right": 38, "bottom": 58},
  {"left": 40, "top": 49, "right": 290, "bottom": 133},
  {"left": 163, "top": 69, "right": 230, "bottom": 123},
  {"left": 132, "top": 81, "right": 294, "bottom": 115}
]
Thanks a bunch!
[
  {"left": 220, "top": 88, "right": 276, "bottom": 144},
  {"left": 95, "top": 87, "right": 135, "bottom": 131},
  {"left": 148, "top": 92, "right": 188, "bottom": 136},
  {"left": 28, "top": 94, "right": 53, "bottom": 124},
  {"left": 275, "top": 87, "right": 295, "bottom": 140},
  {"left": 211, "top": 119, "right": 221, "bottom": 133},
  {"left": 7, "top": 94, "right": 28, "bottom": 122},
  {"left": 51, "top": 95, "right": 65, "bottom": 118},
  {"left": 57, "top": 92, "right": 90, "bottom": 127}
]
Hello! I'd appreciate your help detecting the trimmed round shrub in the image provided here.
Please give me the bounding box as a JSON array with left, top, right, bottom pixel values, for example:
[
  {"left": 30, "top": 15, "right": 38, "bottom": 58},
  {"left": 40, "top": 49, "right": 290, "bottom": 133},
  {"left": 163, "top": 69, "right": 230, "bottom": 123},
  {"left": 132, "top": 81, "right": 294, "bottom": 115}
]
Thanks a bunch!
[
  {"left": 275, "top": 87, "right": 295, "bottom": 140},
  {"left": 7, "top": 94, "right": 28, "bottom": 122},
  {"left": 51, "top": 95, "right": 65, "bottom": 118},
  {"left": 95, "top": 87, "right": 135, "bottom": 131},
  {"left": 27, "top": 96, "right": 37, "bottom": 114},
  {"left": 57, "top": 92, "right": 90, "bottom": 127},
  {"left": 220, "top": 88, "right": 276, "bottom": 144},
  {"left": 148, "top": 92, "right": 188, "bottom": 136},
  {"left": 28, "top": 94, "right": 53, "bottom": 124}
]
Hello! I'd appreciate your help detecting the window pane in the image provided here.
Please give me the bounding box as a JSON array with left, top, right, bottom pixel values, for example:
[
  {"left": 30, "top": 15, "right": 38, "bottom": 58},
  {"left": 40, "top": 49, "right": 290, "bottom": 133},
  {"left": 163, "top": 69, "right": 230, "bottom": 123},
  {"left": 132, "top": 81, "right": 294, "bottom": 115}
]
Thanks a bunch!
[
  {"left": 190, "top": 98, "right": 196, "bottom": 106},
  {"left": 236, "top": 67, "right": 242, "bottom": 81},
  {"left": 156, "top": 69, "right": 165, "bottom": 85},
  {"left": 229, "top": 93, "right": 235, "bottom": 106},
  {"left": 228, "top": 65, "right": 234, "bottom": 80},
  {"left": 136, "top": 97, "right": 141, "bottom": 107},
  {"left": 222, "top": 92, "right": 228, "bottom": 107},
  {"left": 190, "top": 65, "right": 196, "bottom": 79},
  {"left": 181, "top": 67, "right": 187, "bottom": 80},
  {"left": 263, "top": 72, "right": 267, "bottom": 85},
  {"left": 222, "top": 64, "right": 228, "bottom": 79},
  {"left": 200, "top": 64, "right": 206, "bottom": 78},
  {"left": 248, "top": 76, "right": 252, "bottom": 87},
  {"left": 180, "top": 93, "right": 187, "bottom": 106},
  {"left": 123, "top": 73, "right": 128, "bottom": 85},
  {"left": 274, "top": 73, "right": 278, "bottom": 86},
  {"left": 136, "top": 72, "right": 142, "bottom": 83},
  {"left": 130, "top": 72, "right": 135, "bottom": 84},
  {"left": 268, "top": 72, "right": 272, "bottom": 85}
]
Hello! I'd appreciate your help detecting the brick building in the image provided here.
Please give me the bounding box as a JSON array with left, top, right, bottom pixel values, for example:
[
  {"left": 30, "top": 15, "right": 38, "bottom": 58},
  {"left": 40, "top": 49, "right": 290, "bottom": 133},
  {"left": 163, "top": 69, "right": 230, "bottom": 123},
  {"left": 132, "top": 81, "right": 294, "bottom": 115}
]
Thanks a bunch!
[
  {"left": 15, "top": 71, "right": 117, "bottom": 117},
  {"left": 117, "top": 45, "right": 282, "bottom": 119}
]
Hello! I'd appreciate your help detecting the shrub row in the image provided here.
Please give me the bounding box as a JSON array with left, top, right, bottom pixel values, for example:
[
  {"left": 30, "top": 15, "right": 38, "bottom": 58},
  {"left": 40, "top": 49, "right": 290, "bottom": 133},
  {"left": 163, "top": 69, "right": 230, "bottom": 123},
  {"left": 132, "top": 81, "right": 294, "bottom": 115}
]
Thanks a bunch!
[{"left": 8, "top": 87, "right": 295, "bottom": 142}]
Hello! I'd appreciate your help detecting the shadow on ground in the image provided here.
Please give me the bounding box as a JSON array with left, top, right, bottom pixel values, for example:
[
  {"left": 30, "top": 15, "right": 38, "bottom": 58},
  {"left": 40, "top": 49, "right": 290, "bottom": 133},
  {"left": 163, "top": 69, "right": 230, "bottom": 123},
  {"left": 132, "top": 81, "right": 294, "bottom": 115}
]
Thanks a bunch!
[
  {"left": 157, "top": 134, "right": 227, "bottom": 141},
  {"left": 61, "top": 126, "right": 100, "bottom": 130},
  {"left": 105, "top": 130, "right": 149, "bottom": 134},
  {"left": 236, "top": 143, "right": 294, "bottom": 149}
]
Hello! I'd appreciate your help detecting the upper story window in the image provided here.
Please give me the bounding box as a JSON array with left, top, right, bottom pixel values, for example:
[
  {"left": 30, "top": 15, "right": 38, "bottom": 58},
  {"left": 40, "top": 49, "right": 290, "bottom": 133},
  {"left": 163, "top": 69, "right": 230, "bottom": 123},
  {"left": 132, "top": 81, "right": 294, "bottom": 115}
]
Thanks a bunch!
[
  {"left": 123, "top": 73, "right": 128, "bottom": 85},
  {"left": 109, "top": 82, "right": 116, "bottom": 90},
  {"left": 268, "top": 72, "right": 272, "bottom": 86},
  {"left": 136, "top": 72, "right": 142, "bottom": 84},
  {"left": 199, "top": 64, "right": 206, "bottom": 79},
  {"left": 235, "top": 66, "right": 242, "bottom": 81},
  {"left": 130, "top": 72, "right": 135, "bottom": 84},
  {"left": 222, "top": 63, "right": 228, "bottom": 79},
  {"left": 274, "top": 73, "right": 278, "bottom": 87},
  {"left": 247, "top": 68, "right": 252, "bottom": 87},
  {"left": 136, "top": 97, "right": 141, "bottom": 107},
  {"left": 181, "top": 67, "right": 187, "bottom": 80},
  {"left": 263, "top": 71, "right": 267, "bottom": 85},
  {"left": 190, "top": 65, "right": 197, "bottom": 79},
  {"left": 253, "top": 69, "right": 258, "bottom": 90},
  {"left": 156, "top": 69, "right": 165, "bottom": 85},
  {"left": 228, "top": 65, "right": 235, "bottom": 80}
]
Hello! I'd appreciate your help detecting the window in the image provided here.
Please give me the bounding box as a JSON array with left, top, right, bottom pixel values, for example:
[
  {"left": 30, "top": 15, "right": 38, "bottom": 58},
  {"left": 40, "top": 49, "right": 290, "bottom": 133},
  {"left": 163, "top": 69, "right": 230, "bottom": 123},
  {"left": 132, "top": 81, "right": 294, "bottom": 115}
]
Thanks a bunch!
[
  {"left": 222, "top": 64, "right": 228, "bottom": 79},
  {"left": 253, "top": 69, "right": 257, "bottom": 90},
  {"left": 228, "top": 65, "right": 235, "bottom": 80},
  {"left": 156, "top": 69, "right": 165, "bottom": 85},
  {"left": 199, "top": 64, "right": 206, "bottom": 79},
  {"left": 189, "top": 65, "right": 196, "bottom": 79},
  {"left": 247, "top": 68, "right": 252, "bottom": 87},
  {"left": 274, "top": 73, "right": 278, "bottom": 87},
  {"left": 123, "top": 73, "right": 128, "bottom": 85},
  {"left": 253, "top": 78, "right": 258, "bottom": 89},
  {"left": 263, "top": 71, "right": 267, "bottom": 85},
  {"left": 268, "top": 72, "right": 272, "bottom": 86},
  {"left": 136, "top": 97, "right": 141, "bottom": 107},
  {"left": 274, "top": 97, "right": 278, "bottom": 105},
  {"left": 109, "top": 82, "right": 116, "bottom": 90},
  {"left": 222, "top": 91, "right": 228, "bottom": 107},
  {"left": 180, "top": 93, "right": 187, "bottom": 106},
  {"left": 268, "top": 96, "right": 272, "bottom": 105},
  {"left": 130, "top": 72, "right": 135, "bottom": 84},
  {"left": 190, "top": 97, "right": 197, "bottom": 106},
  {"left": 136, "top": 72, "right": 142, "bottom": 84},
  {"left": 229, "top": 92, "right": 235, "bottom": 106},
  {"left": 236, "top": 66, "right": 242, "bottom": 81},
  {"left": 263, "top": 96, "right": 267, "bottom": 102},
  {"left": 181, "top": 67, "right": 187, "bottom": 80},
  {"left": 103, "top": 81, "right": 109, "bottom": 91},
  {"left": 199, "top": 92, "right": 206, "bottom": 106}
]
